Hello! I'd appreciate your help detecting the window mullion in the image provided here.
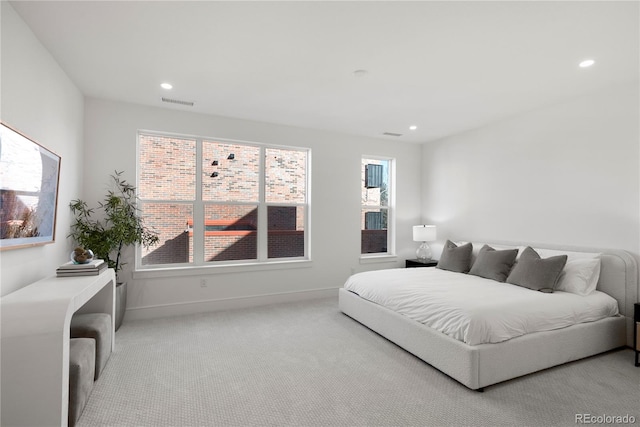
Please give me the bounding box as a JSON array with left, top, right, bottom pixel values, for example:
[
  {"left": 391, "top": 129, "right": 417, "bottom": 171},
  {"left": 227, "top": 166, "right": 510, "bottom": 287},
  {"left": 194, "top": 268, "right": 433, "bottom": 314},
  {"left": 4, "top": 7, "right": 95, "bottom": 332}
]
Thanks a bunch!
[
  {"left": 257, "top": 146, "right": 267, "bottom": 261},
  {"left": 388, "top": 159, "right": 396, "bottom": 255},
  {"left": 193, "top": 138, "right": 204, "bottom": 265}
]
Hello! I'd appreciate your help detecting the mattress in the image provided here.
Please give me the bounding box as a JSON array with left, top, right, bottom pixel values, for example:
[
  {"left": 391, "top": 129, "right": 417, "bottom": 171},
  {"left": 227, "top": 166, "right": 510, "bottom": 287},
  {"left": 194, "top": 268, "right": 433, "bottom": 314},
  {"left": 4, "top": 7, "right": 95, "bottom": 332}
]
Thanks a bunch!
[{"left": 343, "top": 267, "right": 619, "bottom": 345}]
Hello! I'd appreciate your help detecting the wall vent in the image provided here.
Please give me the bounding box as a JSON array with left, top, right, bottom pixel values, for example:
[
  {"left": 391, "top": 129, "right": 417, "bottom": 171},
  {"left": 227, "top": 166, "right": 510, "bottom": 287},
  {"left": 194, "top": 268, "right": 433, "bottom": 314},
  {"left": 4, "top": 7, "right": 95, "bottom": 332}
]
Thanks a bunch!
[
  {"left": 161, "top": 97, "right": 194, "bottom": 107},
  {"left": 382, "top": 132, "right": 402, "bottom": 137}
]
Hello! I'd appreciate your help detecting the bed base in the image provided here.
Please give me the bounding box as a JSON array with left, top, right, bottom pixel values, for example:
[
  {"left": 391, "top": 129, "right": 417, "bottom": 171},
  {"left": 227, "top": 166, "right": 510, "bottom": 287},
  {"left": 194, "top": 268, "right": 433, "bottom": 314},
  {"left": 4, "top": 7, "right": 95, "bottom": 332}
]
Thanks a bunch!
[{"left": 339, "top": 288, "right": 626, "bottom": 390}]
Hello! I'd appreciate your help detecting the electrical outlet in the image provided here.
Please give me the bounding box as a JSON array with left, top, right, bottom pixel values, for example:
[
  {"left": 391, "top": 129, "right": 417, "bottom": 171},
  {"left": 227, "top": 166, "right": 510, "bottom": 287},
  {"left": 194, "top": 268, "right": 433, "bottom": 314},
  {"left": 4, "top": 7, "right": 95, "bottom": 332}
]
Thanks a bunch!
[{"left": 200, "top": 279, "right": 207, "bottom": 288}]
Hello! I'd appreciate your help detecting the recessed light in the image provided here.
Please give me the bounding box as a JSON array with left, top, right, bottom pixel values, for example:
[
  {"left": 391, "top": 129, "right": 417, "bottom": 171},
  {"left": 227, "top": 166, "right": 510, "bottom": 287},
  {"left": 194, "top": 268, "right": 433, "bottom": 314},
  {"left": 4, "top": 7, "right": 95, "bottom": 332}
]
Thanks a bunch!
[
  {"left": 409, "top": 125, "right": 417, "bottom": 131},
  {"left": 579, "top": 59, "right": 595, "bottom": 68},
  {"left": 160, "top": 82, "right": 173, "bottom": 90}
]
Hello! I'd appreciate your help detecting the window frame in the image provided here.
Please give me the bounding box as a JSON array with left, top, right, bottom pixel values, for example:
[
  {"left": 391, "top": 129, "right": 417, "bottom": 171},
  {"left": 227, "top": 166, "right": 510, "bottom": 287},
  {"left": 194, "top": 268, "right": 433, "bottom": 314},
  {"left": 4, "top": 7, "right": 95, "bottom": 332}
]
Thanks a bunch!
[
  {"left": 360, "top": 155, "right": 396, "bottom": 260},
  {"left": 135, "top": 130, "right": 311, "bottom": 273}
]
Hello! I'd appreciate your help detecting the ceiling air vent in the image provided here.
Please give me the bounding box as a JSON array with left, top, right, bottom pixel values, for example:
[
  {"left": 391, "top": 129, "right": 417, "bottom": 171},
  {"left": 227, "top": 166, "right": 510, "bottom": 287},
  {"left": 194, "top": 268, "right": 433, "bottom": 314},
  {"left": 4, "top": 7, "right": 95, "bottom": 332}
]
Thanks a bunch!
[
  {"left": 382, "top": 132, "right": 403, "bottom": 137},
  {"left": 161, "top": 97, "right": 194, "bottom": 107}
]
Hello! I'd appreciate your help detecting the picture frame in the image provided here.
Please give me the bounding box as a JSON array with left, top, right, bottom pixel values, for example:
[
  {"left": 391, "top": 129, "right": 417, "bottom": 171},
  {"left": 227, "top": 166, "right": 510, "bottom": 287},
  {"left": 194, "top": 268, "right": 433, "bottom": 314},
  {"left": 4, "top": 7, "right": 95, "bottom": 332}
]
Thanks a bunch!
[{"left": 0, "top": 122, "right": 61, "bottom": 250}]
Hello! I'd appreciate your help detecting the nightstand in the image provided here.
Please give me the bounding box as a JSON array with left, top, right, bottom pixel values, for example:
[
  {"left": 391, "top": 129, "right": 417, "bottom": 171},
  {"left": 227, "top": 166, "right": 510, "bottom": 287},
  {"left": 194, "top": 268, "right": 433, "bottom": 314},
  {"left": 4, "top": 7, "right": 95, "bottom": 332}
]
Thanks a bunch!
[
  {"left": 406, "top": 259, "right": 438, "bottom": 268},
  {"left": 634, "top": 303, "right": 639, "bottom": 367}
]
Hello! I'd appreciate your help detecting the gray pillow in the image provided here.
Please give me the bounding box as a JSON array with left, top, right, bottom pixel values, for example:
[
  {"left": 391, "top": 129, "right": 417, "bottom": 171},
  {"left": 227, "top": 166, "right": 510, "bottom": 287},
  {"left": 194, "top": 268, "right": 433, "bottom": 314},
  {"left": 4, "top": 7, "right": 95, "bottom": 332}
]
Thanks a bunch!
[
  {"left": 436, "top": 240, "right": 473, "bottom": 273},
  {"left": 506, "top": 246, "right": 568, "bottom": 292},
  {"left": 468, "top": 245, "right": 518, "bottom": 282}
]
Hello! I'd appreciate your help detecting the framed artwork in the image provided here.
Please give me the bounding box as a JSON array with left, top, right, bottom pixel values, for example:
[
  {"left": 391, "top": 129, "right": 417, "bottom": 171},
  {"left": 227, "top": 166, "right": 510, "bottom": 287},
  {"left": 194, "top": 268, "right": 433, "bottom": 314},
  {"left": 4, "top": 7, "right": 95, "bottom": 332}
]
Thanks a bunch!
[{"left": 0, "top": 122, "right": 61, "bottom": 250}]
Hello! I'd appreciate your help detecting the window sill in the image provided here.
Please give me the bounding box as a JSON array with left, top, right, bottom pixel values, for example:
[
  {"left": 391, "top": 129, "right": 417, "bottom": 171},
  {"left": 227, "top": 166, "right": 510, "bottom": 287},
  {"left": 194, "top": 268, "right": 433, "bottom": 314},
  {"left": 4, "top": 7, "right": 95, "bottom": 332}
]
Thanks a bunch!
[
  {"left": 133, "top": 259, "right": 313, "bottom": 280},
  {"left": 359, "top": 254, "right": 398, "bottom": 264}
]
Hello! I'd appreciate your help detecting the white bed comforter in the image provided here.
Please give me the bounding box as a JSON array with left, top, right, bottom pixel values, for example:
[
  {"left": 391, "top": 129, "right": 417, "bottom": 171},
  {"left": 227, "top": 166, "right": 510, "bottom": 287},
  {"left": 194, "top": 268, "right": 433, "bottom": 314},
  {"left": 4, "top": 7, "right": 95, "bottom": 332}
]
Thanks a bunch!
[{"left": 343, "top": 268, "right": 619, "bottom": 345}]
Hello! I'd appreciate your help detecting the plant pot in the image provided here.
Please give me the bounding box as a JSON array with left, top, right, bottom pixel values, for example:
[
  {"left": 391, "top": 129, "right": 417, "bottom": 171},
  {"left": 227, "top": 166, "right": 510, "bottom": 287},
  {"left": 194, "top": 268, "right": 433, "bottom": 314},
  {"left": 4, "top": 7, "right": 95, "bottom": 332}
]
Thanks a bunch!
[{"left": 115, "top": 281, "right": 127, "bottom": 331}]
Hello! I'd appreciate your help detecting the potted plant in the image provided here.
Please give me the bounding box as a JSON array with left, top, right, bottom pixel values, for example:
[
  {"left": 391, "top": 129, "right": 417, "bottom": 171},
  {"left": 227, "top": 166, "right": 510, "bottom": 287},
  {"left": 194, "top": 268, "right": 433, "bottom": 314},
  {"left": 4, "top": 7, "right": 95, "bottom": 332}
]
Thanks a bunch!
[{"left": 69, "top": 171, "right": 159, "bottom": 330}]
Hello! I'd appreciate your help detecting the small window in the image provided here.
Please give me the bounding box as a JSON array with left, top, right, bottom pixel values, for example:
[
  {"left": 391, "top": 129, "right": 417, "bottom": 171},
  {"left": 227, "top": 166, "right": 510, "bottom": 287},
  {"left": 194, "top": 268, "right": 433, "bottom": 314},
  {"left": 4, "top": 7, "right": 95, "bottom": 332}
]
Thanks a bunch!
[{"left": 361, "top": 157, "right": 394, "bottom": 255}]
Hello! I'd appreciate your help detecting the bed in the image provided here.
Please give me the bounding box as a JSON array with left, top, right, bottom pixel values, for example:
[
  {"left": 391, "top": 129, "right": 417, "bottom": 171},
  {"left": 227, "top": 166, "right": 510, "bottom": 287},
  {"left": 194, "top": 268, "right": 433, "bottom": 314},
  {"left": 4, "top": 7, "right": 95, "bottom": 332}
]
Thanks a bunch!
[{"left": 338, "top": 241, "right": 638, "bottom": 390}]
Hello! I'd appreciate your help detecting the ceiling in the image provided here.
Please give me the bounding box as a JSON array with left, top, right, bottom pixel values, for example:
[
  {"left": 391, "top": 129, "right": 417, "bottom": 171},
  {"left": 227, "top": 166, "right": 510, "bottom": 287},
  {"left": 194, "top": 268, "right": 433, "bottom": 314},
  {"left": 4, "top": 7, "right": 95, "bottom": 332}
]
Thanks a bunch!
[{"left": 9, "top": 1, "right": 639, "bottom": 144}]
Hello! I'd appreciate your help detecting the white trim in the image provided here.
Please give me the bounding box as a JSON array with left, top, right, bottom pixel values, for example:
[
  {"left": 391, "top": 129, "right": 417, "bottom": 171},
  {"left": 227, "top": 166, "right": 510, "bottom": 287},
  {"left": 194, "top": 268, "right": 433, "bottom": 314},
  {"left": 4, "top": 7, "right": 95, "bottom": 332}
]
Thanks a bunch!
[
  {"left": 194, "top": 139, "right": 204, "bottom": 264},
  {"left": 258, "top": 145, "right": 267, "bottom": 261},
  {"left": 304, "top": 148, "right": 312, "bottom": 259},
  {"left": 359, "top": 254, "right": 398, "bottom": 264},
  {"left": 125, "top": 286, "right": 338, "bottom": 321},
  {"left": 133, "top": 258, "right": 313, "bottom": 279},
  {"left": 388, "top": 157, "right": 396, "bottom": 255}
]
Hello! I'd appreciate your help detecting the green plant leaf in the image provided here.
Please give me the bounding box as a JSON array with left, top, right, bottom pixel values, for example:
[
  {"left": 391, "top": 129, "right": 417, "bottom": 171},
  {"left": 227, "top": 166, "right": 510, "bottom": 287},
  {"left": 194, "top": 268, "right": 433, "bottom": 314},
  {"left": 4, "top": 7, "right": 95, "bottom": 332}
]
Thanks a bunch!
[{"left": 68, "top": 170, "right": 159, "bottom": 274}]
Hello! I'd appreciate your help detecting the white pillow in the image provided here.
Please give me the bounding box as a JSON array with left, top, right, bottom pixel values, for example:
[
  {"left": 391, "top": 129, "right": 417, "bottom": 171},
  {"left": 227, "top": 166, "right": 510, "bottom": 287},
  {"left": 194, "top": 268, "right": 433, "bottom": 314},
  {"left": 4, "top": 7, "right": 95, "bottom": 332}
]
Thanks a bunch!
[
  {"left": 554, "top": 256, "right": 601, "bottom": 295},
  {"left": 535, "top": 248, "right": 601, "bottom": 261}
]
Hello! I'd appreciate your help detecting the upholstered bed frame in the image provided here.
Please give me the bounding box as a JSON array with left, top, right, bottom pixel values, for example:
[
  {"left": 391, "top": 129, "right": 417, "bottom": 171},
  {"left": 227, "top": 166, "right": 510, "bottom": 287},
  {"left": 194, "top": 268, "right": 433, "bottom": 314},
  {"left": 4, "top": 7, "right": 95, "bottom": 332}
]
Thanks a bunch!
[{"left": 339, "top": 243, "right": 638, "bottom": 390}]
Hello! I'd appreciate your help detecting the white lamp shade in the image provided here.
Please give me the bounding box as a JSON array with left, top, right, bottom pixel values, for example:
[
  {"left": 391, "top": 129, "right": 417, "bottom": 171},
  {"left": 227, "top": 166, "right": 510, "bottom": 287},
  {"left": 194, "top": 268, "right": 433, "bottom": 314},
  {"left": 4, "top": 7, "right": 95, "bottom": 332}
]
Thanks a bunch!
[{"left": 413, "top": 225, "right": 436, "bottom": 242}]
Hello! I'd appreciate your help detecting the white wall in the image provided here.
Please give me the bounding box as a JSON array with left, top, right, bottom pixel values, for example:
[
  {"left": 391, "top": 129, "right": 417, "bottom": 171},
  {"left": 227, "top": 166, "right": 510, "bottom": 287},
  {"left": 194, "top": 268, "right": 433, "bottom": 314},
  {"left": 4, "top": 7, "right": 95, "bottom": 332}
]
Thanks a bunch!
[
  {"left": 84, "top": 98, "right": 422, "bottom": 318},
  {"left": 0, "top": 2, "right": 84, "bottom": 296},
  {"left": 421, "top": 83, "right": 640, "bottom": 258}
]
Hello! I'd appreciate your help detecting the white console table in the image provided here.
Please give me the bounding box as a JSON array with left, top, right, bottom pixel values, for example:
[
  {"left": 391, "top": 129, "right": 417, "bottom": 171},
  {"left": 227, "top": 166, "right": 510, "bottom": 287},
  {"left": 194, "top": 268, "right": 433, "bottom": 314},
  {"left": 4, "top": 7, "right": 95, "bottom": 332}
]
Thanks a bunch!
[{"left": 1, "top": 269, "right": 116, "bottom": 426}]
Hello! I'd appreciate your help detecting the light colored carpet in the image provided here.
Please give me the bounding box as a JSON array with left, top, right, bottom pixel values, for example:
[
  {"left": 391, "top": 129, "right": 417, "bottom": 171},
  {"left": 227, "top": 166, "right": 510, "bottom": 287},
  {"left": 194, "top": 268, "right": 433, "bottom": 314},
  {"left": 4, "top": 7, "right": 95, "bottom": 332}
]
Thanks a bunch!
[{"left": 79, "top": 297, "right": 640, "bottom": 427}]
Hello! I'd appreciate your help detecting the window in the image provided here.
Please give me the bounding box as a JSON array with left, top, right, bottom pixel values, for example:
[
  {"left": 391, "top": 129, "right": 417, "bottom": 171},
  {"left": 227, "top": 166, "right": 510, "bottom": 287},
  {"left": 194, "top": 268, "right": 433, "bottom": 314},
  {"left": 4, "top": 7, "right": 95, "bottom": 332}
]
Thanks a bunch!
[
  {"left": 137, "top": 132, "right": 309, "bottom": 269},
  {"left": 361, "top": 157, "right": 394, "bottom": 255}
]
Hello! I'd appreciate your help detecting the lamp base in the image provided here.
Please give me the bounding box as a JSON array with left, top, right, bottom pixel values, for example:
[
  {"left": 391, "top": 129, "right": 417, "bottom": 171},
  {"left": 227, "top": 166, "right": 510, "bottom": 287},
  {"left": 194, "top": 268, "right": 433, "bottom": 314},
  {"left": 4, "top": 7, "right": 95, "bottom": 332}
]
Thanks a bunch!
[{"left": 416, "top": 242, "right": 432, "bottom": 261}]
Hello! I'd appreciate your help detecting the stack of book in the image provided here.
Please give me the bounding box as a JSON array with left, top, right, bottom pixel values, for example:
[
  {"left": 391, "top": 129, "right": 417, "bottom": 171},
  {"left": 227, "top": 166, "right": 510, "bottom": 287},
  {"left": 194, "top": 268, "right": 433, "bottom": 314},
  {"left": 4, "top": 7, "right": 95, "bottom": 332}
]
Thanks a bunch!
[{"left": 56, "top": 259, "right": 107, "bottom": 277}]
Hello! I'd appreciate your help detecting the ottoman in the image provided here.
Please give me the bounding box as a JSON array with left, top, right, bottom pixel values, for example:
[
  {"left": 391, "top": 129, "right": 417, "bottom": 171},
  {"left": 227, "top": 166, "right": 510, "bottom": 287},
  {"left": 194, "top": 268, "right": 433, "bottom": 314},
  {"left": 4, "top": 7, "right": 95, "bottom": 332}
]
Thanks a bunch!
[
  {"left": 70, "top": 313, "right": 112, "bottom": 380},
  {"left": 68, "top": 338, "right": 95, "bottom": 427}
]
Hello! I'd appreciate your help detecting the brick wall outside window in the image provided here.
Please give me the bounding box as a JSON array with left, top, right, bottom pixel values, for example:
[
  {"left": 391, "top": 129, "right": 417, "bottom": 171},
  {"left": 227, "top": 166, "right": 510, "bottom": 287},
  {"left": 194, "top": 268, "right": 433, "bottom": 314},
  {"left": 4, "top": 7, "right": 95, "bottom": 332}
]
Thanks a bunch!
[
  {"left": 139, "top": 135, "right": 195, "bottom": 200},
  {"left": 141, "top": 202, "right": 192, "bottom": 265},
  {"left": 203, "top": 142, "right": 259, "bottom": 202}
]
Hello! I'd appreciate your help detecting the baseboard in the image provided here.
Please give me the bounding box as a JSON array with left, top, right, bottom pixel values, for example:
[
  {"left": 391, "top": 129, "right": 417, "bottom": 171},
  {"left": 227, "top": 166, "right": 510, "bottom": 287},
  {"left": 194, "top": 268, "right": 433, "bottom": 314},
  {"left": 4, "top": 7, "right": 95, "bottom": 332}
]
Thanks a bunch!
[{"left": 124, "top": 287, "right": 339, "bottom": 321}]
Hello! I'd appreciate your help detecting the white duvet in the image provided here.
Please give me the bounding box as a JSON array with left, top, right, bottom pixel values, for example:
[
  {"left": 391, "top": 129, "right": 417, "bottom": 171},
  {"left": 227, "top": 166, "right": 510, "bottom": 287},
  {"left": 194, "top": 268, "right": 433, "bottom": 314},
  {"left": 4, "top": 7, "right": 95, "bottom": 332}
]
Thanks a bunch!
[{"left": 343, "top": 267, "right": 619, "bottom": 345}]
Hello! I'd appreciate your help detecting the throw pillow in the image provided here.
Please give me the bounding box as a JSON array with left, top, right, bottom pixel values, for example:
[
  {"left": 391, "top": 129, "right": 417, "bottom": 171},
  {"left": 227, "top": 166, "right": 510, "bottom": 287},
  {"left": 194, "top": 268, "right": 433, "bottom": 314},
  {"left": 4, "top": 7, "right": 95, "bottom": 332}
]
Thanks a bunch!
[
  {"left": 506, "top": 246, "right": 568, "bottom": 292},
  {"left": 437, "top": 240, "right": 473, "bottom": 273},
  {"left": 468, "top": 245, "right": 518, "bottom": 282},
  {"left": 554, "top": 256, "right": 601, "bottom": 295}
]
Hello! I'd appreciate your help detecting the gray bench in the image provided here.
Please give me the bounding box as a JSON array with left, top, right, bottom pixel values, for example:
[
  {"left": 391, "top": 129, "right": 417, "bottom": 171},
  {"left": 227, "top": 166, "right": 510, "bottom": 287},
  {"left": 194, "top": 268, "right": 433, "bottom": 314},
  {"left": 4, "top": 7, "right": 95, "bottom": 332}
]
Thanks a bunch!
[
  {"left": 70, "top": 313, "right": 112, "bottom": 380},
  {"left": 68, "top": 338, "right": 95, "bottom": 427},
  {"left": 68, "top": 313, "right": 112, "bottom": 425}
]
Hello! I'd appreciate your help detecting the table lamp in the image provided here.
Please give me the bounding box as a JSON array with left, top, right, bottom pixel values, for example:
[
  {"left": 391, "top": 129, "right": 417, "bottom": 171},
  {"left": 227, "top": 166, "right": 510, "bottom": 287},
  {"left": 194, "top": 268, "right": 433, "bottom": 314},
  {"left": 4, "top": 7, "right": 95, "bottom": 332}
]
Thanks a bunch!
[{"left": 413, "top": 225, "right": 437, "bottom": 261}]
